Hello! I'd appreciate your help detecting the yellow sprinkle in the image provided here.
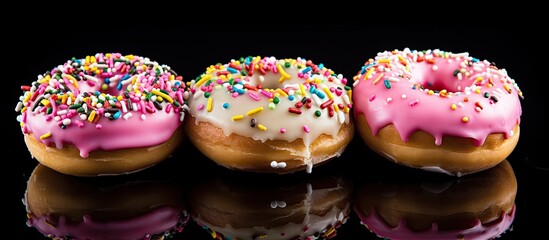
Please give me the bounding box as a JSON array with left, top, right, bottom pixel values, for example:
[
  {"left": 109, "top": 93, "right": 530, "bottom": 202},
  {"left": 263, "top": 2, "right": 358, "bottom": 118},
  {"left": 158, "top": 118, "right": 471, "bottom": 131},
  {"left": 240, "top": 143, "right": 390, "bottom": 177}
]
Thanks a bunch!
[
  {"left": 39, "top": 75, "right": 51, "bottom": 84},
  {"left": 40, "top": 132, "right": 52, "bottom": 140},
  {"left": 231, "top": 115, "right": 244, "bottom": 121},
  {"left": 90, "top": 56, "right": 97, "bottom": 63},
  {"left": 299, "top": 84, "right": 307, "bottom": 97},
  {"left": 131, "top": 75, "right": 137, "bottom": 85},
  {"left": 151, "top": 89, "right": 174, "bottom": 103},
  {"left": 156, "top": 96, "right": 164, "bottom": 103},
  {"left": 428, "top": 90, "right": 434, "bottom": 95},
  {"left": 194, "top": 74, "right": 212, "bottom": 87},
  {"left": 397, "top": 55, "right": 406, "bottom": 64},
  {"left": 117, "top": 96, "right": 123, "bottom": 101},
  {"left": 364, "top": 68, "right": 375, "bottom": 80},
  {"left": 61, "top": 94, "right": 68, "bottom": 104},
  {"left": 207, "top": 98, "right": 213, "bottom": 112},
  {"left": 169, "top": 74, "right": 175, "bottom": 81},
  {"left": 277, "top": 64, "right": 291, "bottom": 79},
  {"left": 276, "top": 89, "right": 288, "bottom": 97},
  {"left": 451, "top": 104, "right": 457, "bottom": 110},
  {"left": 333, "top": 104, "right": 340, "bottom": 112},
  {"left": 85, "top": 55, "right": 91, "bottom": 64},
  {"left": 24, "top": 92, "right": 31, "bottom": 103},
  {"left": 21, "top": 106, "right": 27, "bottom": 113},
  {"left": 504, "top": 84, "right": 512, "bottom": 93},
  {"left": 323, "top": 87, "right": 334, "bottom": 100},
  {"left": 257, "top": 124, "right": 267, "bottom": 131},
  {"left": 476, "top": 76, "right": 484, "bottom": 82},
  {"left": 63, "top": 74, "right": 79, "bottom": 88},
  {"left": 348, "top": 90, "right": 353, "bottom": 104},
  {"left": 378, "top": 59, "right": 390, "bottom": 63},
  {"left": 372, "top": 73, "right": 385, "bottom": 85},
  {"left": 88, "top": 110, "right": 96, "bottom": 123},
  {"left": 325, "top": 226, "right": 336, "bottom": 237},
  {"left": 475, "top": 87, "right": 481, "bottom": 94},
  {"left": 353, "top": 75, "right": 359, "bottom": 81},
  {"left": 247, "top": 107, "right": 263, "bottom": 116},
  {"left": 343, "top": 105, "right": 350, "bottom": 114},
  {"left": 20, "top": 122, "right": 24, "bottom": 128},
  {"left": 278, "top": 76, "right": 286, "bottom": 83},
  {"left": 462, "top": 116, "right": 469, "bottom": 123},
  {"left": 40, "top": 99, "right": 50, "bottom": 107},
  {"left": 124, "top": 54, "right": 134, "bottom": 60}
]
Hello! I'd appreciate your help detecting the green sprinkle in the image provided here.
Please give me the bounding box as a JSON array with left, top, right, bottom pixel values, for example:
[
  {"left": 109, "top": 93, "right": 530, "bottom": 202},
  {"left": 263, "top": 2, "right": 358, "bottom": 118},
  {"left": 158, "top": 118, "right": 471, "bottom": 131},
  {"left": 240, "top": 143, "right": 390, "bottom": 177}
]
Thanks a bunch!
[
  {"left": 453, "top": 70, "right": 459, "bottom": 76},
  {"left": 344, "top": 86, "right": 351, "bottom": 90},
  {"left": 69, "top": 104, "right": 82, "bottom": 109},
  {"left": 284, "top": 61, "right": 291, "bottom": 68},
  {"left": 269, "top": 102, "right": 275, "bottom": 109},
  {"left": 46, "top": 107, "right": 52, "bottom": 114},
  {"left": 204, "top": 92, "right": 211, "bottom": 98},
  {"left": 315, "top": 110, "right": 321, "bottom": 117},
  {"left": 384, "top": 79, "right": 391, "bottom": 89},
  {"left": 273, "top": 97, "right": 280, "bottom": 104},
  {"left": 484, "top": 92, "right": 490, "bottom": 98}
]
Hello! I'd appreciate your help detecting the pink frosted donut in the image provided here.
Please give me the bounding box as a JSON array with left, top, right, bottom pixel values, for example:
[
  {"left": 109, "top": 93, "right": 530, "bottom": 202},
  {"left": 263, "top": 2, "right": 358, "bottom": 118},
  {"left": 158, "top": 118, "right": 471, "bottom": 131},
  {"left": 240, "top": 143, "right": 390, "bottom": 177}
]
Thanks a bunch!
[
  {"left": 353, "top": 49, "right": 523, "bottom": 176},
  {"left": 15, "top": 53, "right": 187, "bottom": 176}
]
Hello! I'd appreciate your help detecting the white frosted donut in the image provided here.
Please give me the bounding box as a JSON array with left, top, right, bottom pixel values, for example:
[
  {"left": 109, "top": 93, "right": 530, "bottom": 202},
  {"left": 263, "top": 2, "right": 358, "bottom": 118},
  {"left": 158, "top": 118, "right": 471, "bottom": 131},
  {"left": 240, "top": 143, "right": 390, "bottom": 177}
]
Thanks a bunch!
[{"left": 185, "top": 56, "right": 354, "bottom": 174}]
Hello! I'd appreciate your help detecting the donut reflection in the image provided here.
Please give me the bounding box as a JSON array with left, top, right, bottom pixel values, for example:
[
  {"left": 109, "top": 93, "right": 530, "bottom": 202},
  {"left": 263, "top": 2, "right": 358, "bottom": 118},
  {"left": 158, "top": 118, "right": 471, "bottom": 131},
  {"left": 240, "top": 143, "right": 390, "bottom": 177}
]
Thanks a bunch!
[
  {"left": 24, "top": 164, "right": 189, "bottom": 240},
  {"left": 354, "top": 160, "right": 516, "bottom": 240},
  {"left": 190, "top": 174, "right": 352, "bottom": 239}
]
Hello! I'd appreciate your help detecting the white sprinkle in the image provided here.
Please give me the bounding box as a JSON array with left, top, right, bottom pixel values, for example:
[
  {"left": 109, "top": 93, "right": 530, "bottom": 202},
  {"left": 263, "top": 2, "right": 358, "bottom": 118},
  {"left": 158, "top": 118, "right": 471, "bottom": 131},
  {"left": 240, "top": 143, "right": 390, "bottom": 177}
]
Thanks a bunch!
[
  {"left": 388, "top": 77, "right": 400, "bottom": 82},
  {"left": 337, "top": 111, "right": 345, "bottom": 124},
  {"left": 352, "top": 80, "right": 360, "bottom": 87},
  {"left": 96, "top": 103, "right": 103, "bottom": 108},
  {"left": 105, "top": 113, "right": 111, "bottom": 118},
  {"left": 270, "top": 161, "right": 278, "bottom": 168},
  {"left": 401, "top": 94, "right": 407, "bottom": 99},
  {"left": 278, "top": 201, "right": 287, "bottom": 208},
  {"left": 54, "top": 116, "right": 61, "bottom": 121},
  {"left": 62, "top": 119, "right": 71, "bottom": 126},
  {"left": 509, "top": 130, "right": 514, "bottom": 137},
  {"left": 56, "top": 110, "right": 67, "bottom": 115},
  {"left": 432, "top": 65, "right": 438, "bottom": 71},
  {"left": 306, "top": 163, "right": 313, "bottom": 173},
  {"left": 83, "top": 74, "right": 99, "bottom": 83},
  {"left": 15, "top": 102, "right": 22, "bottom": 112},
  {"left": 277, "top": 162, "right": 287, "bottom": 168},
  {"left": 342, "top": 94, "right": 351, "bottom": 106},
  {"left": 180, "top": 111, "right": 185, "bottom": 122},
  {"left": 259, "top": 76, "right": 265, "bottom": 82},
  {"left": 132, "top": 103, "right": 138, "bottom": 111},
  {"left": 475, "top": 107, "right": 482, "bottom": 112},
  {"left": 80, "top": 114, "right": 87, "bottom": 120},
  {"left": 120, "top": 101, "right": 128, "bottom": 113},
  {"left": 150, "top": 95, "right": 157, "bottom": 102},
  {"left": 311, "top": 94, "right": 322, "bottom": 106},
  {"left": 16, "top": 115, "right": 22, "bottom": 122},
  {"left": 458, "top": 102, "right": 464, "bottom": 107},
  {"left": 386, "top": 97, "right": 393, "bottom": 103},
  {"left": 141, "top": 114, "right": 146, "bottom": 120},
  {"left": 183, "top": 91, "right": 190, "bottom": 100},
  {"left": 270, "top": 201, "right": 277, "bottom": 208},
  {"left": 123, "top": 112, "right": 132, "bottom": 120},
  {"left": 66, "top": 96, "right": 72, "bottom": 105},
  {"left": 473, "top": 66, "right": 483, "bottom": 72}
]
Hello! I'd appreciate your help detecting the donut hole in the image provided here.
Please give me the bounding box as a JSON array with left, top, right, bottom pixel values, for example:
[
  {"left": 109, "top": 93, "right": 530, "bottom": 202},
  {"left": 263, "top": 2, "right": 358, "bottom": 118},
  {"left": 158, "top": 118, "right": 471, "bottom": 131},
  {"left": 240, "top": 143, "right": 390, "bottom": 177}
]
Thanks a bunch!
[
  {"left": 411, "top": 62, "right": 474, "bottom": 93},
  {"left": 247, "top": 71, "right": 288, "bottom": 90}
]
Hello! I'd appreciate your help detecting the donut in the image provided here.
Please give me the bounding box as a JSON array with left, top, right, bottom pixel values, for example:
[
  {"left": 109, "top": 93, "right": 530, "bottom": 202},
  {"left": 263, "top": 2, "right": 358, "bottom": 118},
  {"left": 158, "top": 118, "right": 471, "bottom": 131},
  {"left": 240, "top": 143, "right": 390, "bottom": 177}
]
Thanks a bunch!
[
  {"left": 15, "top": 53, "right": 187, "bottom": 176},
  {"left": 24, "top": 164, "right": 189, "bottom": 239},
  {"left": 354, "top": 160, "right": 516, "bottom": 239},
  {"left": 189, "top": 174, "right": 352, "bottom": 240},
  {"left": 185, "top": 56, "right": 354, "bottom": 174},
  {"left": 353, "top": 49, "right": 523, "bottom": 176}
]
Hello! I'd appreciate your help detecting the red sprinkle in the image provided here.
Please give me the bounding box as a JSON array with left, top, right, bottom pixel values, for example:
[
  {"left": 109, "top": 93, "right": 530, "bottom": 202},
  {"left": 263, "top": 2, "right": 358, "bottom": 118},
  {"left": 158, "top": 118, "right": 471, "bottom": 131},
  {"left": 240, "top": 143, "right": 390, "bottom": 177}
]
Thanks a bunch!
[
  {"left": 21, "top": 85, "right": 31, "bottom": 91},
  {"left": 288, "top": 107, "right": 302, "bottom": 114},
  {"left": 320, "top": 99, "right": 334, "bottom": 109}
]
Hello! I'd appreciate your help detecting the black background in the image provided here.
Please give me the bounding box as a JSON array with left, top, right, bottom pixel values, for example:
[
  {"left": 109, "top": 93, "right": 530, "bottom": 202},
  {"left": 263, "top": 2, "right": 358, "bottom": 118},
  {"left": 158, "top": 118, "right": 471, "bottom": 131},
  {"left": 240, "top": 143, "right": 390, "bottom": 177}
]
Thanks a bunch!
[{"left": 7, "top": 24, "right": 547, "bottom": 239}]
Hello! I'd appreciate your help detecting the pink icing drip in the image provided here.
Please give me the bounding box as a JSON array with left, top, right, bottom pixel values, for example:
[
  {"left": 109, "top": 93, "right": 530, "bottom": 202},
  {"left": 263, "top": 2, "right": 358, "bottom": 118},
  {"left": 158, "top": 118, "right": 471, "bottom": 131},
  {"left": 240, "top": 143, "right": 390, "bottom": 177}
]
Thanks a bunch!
[
  {"left": 28, "top": 206, "right": 185, "bottom": 240},
  {"left": 354, "top": 205, "right": 515, "bottom": 240},
  {"left": 25, "top": 109, "right": 180, "bottom": 158},
  {"left": 353, "top": 50, "right": 522, "bottom": 146}
]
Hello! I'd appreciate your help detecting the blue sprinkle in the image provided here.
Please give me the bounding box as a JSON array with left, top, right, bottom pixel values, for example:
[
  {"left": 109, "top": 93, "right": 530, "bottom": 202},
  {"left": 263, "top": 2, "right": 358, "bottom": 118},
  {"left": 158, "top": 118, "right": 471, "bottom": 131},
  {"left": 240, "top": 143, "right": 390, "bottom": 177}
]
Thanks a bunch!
[
  {"left": 315, "top": 91, "right": 326, "bottom": 99},
  {"left": 318, "top": 63, "right": 324, "bottom": 70},
  {"left": 288, "top": 95, "right": 295, "bottom": 101},
  {"left": 236, "top": 88, "right": 245, "bottom": 94},
  {"left": 121, "top": 74, "right": 131, "bottom": 81},
  {"left": 302, "top": 67, "right": 312, "bottom": 73},
  {"left": 94, "top": 91, "right": 101, "bottom": 96},
  {"left": 472, "top": 58, "right": 479, "bottom": 63},
  {"left": 117, "top": 81, "right": 123, "bottom": 91},
  {"left": 384, "top": 79, "right": 391, "bottom": 89},
  {"left": 113, "top": 111, "right": 121, "bottom": 119},
  {"left": 105, "top": 78, "right": 110, "bottom": 84},
  {"left": 227, "top": 67, "right": 238, "bottom": 74},
  {"left": 222, "top": 103, "right": 230, "bottom": 109},
  {"left": 174, "top": 81, "right": 181, "bottom": 87},
  {"left": 360, "top": 66, "right": 367, "bottom": 74},
  {"left": 310, "top": 86, "right": 316, "bottom": 93}
]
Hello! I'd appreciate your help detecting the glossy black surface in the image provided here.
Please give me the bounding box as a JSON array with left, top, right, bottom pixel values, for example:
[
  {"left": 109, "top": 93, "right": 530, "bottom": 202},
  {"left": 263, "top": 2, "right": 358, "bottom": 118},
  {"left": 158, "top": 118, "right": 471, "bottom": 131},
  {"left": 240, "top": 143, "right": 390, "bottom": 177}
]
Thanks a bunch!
[{"left": 8, "top": 24, "right": 547, "bottom": 239}]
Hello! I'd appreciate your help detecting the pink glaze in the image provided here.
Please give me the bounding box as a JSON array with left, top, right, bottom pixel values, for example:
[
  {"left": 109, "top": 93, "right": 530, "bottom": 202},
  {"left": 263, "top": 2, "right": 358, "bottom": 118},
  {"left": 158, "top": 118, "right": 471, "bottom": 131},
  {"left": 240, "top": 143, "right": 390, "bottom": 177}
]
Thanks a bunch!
[
  {"left": 16, "top": 53, "right": 186, "bottom": 157},
  {"left": 28, "top": 206, "right": 187, "bottom": 240},
  {"left": 354, "top": 205, "right": 515, "bottom": 240},
  {"left": 353, "top": 49, "right": 523, "bottom": 146}
]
